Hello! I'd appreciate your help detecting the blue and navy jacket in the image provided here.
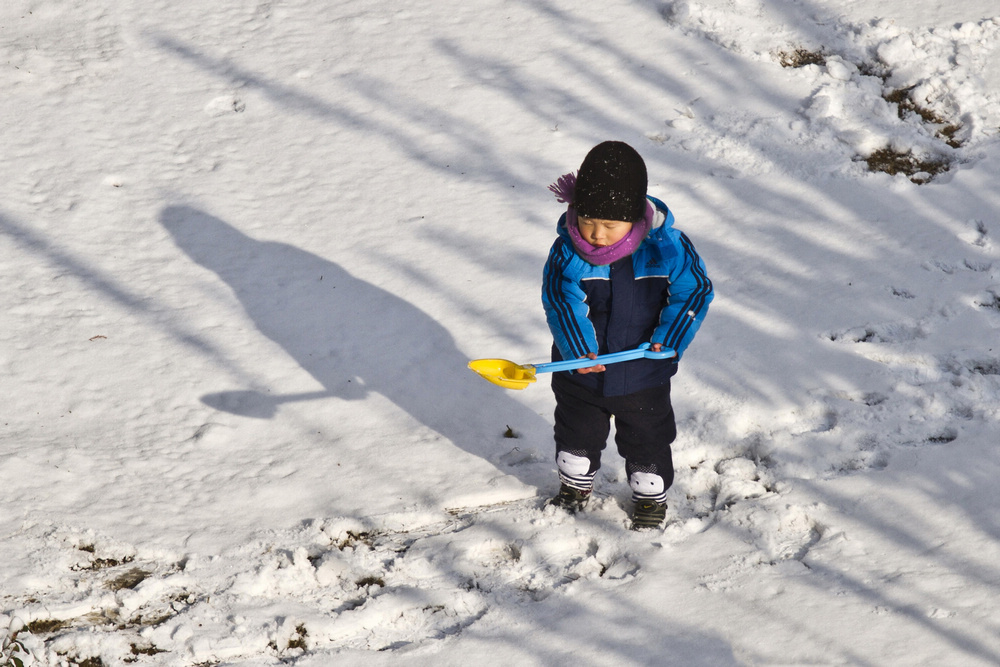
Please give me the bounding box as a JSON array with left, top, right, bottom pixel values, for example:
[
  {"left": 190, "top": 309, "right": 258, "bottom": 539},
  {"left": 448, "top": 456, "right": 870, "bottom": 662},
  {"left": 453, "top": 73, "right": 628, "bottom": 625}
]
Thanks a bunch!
[{"left": 542, "top": 196, "right": 713, "bottom": 397}]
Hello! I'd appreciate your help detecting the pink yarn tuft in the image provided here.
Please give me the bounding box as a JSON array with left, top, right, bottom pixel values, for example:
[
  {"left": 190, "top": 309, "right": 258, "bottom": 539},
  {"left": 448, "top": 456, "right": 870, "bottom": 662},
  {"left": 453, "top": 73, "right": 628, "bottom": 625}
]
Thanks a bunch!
[{"left": 548, "top": 172, "right": 577, "bottom": 204}]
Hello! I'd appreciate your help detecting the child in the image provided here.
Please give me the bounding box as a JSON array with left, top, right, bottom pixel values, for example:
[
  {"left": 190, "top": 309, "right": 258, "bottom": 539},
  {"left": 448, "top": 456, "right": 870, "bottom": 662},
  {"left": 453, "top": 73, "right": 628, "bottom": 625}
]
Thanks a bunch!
[{"left": 542, "top": 141, "right": 713, "bottom": 529}]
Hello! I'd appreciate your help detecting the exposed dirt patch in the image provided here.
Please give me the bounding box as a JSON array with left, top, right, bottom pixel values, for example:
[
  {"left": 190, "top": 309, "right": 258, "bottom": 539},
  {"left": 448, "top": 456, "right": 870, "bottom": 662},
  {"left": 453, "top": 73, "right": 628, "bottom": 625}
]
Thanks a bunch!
[{"left": 778, "top": 48, "right": 826, "bottom": 68}]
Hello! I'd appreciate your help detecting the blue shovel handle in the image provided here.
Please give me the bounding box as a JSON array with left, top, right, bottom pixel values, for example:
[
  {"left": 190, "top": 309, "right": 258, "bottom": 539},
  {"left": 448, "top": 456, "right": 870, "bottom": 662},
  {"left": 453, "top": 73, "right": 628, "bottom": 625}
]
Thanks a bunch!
[{"left": 529, "top": 343, "right": 676, "bottom": 374}]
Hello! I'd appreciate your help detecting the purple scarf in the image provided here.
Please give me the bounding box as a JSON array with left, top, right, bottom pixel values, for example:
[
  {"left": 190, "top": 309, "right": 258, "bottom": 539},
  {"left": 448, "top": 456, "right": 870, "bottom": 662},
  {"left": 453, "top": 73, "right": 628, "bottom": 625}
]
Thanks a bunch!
[{"left": 548, "top": 172, "right": 652, "bottom": 266}]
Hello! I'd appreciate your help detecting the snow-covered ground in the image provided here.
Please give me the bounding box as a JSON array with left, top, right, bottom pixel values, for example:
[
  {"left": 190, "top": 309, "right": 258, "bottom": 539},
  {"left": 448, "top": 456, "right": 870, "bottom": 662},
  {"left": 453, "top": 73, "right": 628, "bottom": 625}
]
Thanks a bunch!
[{"left": 3, "top": 0, "right": 1000, "bottom": 664}]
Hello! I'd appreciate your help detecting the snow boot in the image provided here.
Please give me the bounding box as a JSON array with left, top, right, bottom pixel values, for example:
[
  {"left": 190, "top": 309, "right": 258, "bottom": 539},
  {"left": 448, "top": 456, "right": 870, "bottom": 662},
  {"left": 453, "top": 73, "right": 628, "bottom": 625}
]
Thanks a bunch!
[
  {"left": 631, "top": 499, "right": 667, "bottom": 530},
  {"left": 548, "top": 483, "right": 591, "bottom": 513}
]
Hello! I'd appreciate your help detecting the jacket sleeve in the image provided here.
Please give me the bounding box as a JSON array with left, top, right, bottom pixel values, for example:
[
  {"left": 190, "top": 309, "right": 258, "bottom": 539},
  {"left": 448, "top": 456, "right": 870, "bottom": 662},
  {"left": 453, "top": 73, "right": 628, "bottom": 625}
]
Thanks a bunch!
[
  {"left": 652, "top": 231, "right": 713, "bottom": 359},
  {"left": 542, "top": 238, "right": 598, "bottom": 360}
]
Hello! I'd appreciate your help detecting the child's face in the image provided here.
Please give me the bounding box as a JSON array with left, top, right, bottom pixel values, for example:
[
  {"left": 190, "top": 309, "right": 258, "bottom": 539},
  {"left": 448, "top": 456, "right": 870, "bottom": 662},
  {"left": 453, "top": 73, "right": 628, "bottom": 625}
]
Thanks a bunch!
[{"left": 577, "top": 217, "right": 633, "bottom": 247}]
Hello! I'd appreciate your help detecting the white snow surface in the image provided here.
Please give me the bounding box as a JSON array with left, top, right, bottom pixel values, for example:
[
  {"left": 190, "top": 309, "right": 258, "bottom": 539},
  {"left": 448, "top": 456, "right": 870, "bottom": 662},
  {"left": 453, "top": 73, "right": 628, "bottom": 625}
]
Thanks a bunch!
[{"left": 3, "top": 0, "right": 1000, "bottom": 664}]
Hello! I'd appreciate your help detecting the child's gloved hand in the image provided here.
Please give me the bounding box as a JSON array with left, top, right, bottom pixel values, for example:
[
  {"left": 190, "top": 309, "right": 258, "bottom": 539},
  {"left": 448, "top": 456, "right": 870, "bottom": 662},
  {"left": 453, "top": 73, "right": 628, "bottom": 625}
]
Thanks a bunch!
[{"left": 576, "top": 352, "right": 606, "bottom": 374}]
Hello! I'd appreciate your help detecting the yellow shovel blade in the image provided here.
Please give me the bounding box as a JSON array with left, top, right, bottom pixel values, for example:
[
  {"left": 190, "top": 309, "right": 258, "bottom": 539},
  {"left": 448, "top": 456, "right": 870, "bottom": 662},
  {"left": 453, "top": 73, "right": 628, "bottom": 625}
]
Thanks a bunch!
[{"left": 468, "top": 358, "right": 538, "bottom": 390}]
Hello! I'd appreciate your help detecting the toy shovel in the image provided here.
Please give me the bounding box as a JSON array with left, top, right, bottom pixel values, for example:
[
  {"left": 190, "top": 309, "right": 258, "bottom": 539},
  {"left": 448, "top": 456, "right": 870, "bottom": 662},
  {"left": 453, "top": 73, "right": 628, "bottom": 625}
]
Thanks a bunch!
[{"left": 468, "top": 342, "right": 676, "bottom": 390}]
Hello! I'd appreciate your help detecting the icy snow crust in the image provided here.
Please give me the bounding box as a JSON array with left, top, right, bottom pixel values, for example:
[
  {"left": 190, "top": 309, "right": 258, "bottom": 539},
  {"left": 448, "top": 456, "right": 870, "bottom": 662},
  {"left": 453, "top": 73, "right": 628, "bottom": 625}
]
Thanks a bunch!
[{"left": 2, "top": 0, "right": 1000, "bottom": 665}]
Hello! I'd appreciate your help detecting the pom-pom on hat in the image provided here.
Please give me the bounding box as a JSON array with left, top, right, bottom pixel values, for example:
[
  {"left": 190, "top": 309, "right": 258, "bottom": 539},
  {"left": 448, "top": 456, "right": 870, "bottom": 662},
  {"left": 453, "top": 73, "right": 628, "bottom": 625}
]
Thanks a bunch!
[{"left": 573, "top": 141, "right": 648, "bottom": 222}]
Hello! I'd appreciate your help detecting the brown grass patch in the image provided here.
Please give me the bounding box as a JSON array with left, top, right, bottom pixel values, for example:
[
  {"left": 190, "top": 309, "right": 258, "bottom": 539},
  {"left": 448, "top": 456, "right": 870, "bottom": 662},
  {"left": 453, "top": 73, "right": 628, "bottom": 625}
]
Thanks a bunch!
[
  {"left": 885, "top": 87, "right": 963, "bottom": 148},
  {"left": 863, "top": 148, "right": 950, "bottom": 183}
]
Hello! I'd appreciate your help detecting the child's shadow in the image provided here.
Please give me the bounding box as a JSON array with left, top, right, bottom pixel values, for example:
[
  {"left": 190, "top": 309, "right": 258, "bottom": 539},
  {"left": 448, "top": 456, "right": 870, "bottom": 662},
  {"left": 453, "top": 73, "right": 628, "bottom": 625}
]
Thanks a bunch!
[{"left": 159, "top": 206, "right": 547, "bottom": 483}]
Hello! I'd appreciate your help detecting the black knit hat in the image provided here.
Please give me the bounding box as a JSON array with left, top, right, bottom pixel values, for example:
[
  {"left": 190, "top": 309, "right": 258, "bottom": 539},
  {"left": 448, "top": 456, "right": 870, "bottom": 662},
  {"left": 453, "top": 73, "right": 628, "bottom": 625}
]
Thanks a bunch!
[{"left": 574, "top": 141, "right": 648, "bottom": 222}]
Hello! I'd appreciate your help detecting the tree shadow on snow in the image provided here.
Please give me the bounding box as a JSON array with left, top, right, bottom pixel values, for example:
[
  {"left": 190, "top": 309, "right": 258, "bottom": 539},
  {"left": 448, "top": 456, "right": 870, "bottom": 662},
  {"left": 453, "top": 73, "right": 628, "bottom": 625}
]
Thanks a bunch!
[{"left": 159, "top": 205, "right": 550, "bottom": 488}]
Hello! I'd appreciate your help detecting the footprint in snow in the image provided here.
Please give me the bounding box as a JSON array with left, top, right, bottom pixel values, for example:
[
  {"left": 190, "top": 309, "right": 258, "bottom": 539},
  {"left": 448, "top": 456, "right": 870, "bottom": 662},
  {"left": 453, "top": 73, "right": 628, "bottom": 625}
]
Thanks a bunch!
[
  {"left": 204, "top": 94, "right": 246, "bottom": 116},
  {"left": 827, "top": 321, "right": 926, "bottom": 344}
]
